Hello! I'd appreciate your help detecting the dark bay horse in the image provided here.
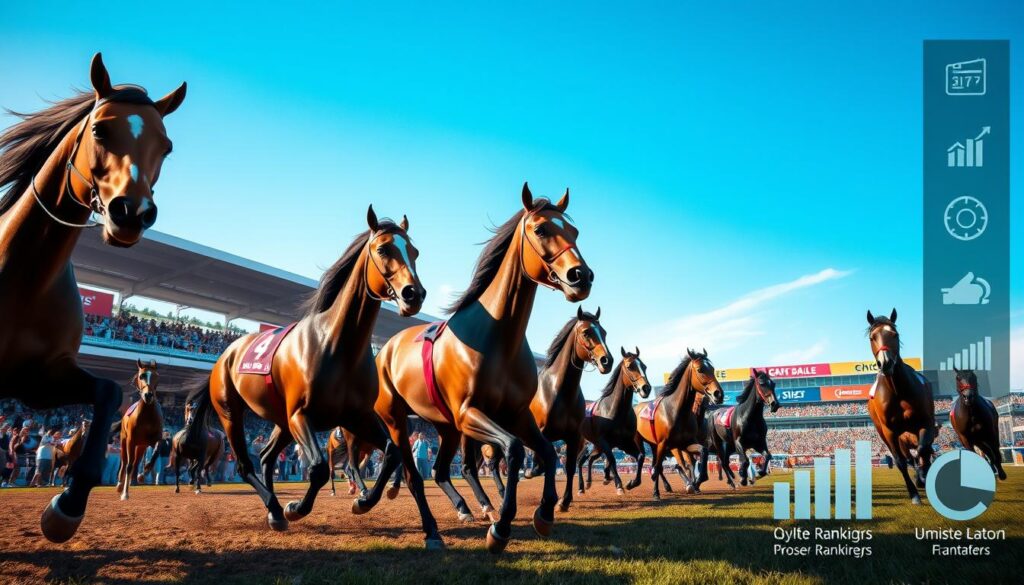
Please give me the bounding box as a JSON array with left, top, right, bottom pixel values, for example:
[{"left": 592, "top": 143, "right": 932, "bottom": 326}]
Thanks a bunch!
[
  {"left": 0, "top": 53, "right": 185, "bottom": 542},
  {"left": 634, "top": 349, "right": 724, "bottom": 500},
  {"left": 950, "top": 368, "right": 1006, "bottom": 480},
  {"left": 700, "top": 369, "right": 778, "bottom": 489},
  {"left": 165, "top": 397, "right": 225, "bottom": 494},
  {"left": 866, "top": 309, "right": 936, "bottom": 504},
  {"left": 186, "top": 208, "right": 443, "bottom": 547},
  {"left": 374, "top": 183, "right": 592, "bottom": 553},
  {"left": 116, "top": 360, "right": 163, "bottom": 500},
  {"left": 461, "top": 307, "right": 612, "bottom": 514},
  {"left": 578, "top": 348, "right": 653, "bottom": 495},
  {"left": 327, "top": 427, "right": 400, "bottom": 497}
]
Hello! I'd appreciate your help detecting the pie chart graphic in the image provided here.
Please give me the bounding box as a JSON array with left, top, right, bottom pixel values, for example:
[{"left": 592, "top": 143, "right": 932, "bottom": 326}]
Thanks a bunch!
[{"left": 926, "top": 449, "right": 996, "bottom": 521}]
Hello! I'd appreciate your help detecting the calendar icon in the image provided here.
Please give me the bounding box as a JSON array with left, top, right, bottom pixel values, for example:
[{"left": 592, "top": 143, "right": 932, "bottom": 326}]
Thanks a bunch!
[{"left": 946, "top": 59, "right": 986, "bottom": 96}]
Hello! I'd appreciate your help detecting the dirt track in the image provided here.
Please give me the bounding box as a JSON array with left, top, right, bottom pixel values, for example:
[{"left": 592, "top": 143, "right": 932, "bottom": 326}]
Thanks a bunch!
[{"left": 0, "top": 473, "right": 735, "bottom": 583}]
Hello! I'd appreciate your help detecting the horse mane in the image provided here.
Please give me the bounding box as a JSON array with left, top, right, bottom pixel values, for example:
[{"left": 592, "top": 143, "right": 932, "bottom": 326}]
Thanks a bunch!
[
  {"left": 599, "top": 358, "right": 624, "bottom": 398},
  {"left": 866, "top": 316, "right": 896, "bottom": 335},
  {"left": 736, "top": 376, "right": 755, "bottom": 403},
  {"left": 299, "top": 220, "right": 401, "bottom": 317},
  {"left": 444, "top": 199, "right": 559, "bottom": 314},
  {"left": 0, "top": 87, "right": 153, "bottom": 218},
  {"left": 545, "top": 311, "right": 597, "bottom": 368},
  {"left": 659, "top": 355, "right": 693, "bottom": 398}
]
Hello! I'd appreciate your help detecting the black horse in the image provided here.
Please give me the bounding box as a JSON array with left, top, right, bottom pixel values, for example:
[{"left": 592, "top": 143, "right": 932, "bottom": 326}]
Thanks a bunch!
[
  {"left": 577, "top": 349, "right": 653, "bottom": 494},
  {"left": 949, "top": 368, "right": 1006, "bottom": 481},
  {"left": 699, "top": 369, "right": 778, "bottom": 489}
]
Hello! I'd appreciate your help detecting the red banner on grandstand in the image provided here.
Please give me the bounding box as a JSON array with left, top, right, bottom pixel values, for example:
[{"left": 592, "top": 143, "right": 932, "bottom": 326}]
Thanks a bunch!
[
  {"left": 759, "top": 362, "right": 831, "bottom": 379},
  {"left": 820, "top": 384, "right": 872, "bottom": 401},
  {"left": 79, "top": 287, "right": 114, "bottom": 317}
]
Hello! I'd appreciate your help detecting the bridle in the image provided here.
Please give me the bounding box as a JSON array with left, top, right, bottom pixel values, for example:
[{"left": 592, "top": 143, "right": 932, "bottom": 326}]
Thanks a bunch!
[
  {"left": 568, "top": 324, "right": 601, "bottom": 371},
  {"left": 622, "top": 358, "right": 648, "bottom": 392},
  {"left": 519, "top": 210, "right": 576, "bottom": 291},
  {"left": 30, "top": 87, "right": 155, "bottom": 229},
  {"left": 690, "top": 358, "right": 717, "bottom": 398},
  {"left": 364, "top": 230, "right": 404, "bottom": 302},
  {"left": 751, "top": 372, "right": 774, "bottom": 405}
]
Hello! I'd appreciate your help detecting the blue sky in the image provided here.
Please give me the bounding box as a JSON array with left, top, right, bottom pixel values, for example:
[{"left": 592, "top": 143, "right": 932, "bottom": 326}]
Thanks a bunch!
[{"left": 2, "top": 1, "right": 1021, "bottom": 396}]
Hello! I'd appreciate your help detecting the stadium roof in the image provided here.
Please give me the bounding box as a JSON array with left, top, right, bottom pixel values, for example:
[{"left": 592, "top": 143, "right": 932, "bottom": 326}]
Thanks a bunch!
[{"left": 71, "top": 227, "right": 432, "bottom": 338}]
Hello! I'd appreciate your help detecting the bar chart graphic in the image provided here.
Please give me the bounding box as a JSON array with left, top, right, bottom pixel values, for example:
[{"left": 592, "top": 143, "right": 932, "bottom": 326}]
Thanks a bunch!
[
  {"left": 946, "top": 126, "right": 989, "bottom": 167},
  {"left": 937, "top": 336, "right": 991, "bottom": 371},
  {"left": 773, "top": 440, "right": 872, "bottom": 520}
]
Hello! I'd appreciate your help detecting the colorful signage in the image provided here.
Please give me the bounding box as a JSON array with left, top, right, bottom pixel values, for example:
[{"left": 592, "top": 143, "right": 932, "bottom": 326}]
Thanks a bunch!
[
  {"left": 820, "top": 384, "right": 873, "bottom": 402},
  {"left": 79, "top": 287, "right": 114, "bottom": 317},
  {"left": 777, "top": 387, "right": 821, "bottom": 403},
  {"left": 700, "top": 357, "right": 924, "bottom": 383},
  {"left": 829, "top": 358, "right": 922, "bottom": 376}
]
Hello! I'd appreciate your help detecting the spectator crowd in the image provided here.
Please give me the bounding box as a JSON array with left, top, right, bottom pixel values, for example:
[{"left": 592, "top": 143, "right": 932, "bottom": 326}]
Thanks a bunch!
[{"left": 84, "top": 313, "right": 243, "bottom": 357}]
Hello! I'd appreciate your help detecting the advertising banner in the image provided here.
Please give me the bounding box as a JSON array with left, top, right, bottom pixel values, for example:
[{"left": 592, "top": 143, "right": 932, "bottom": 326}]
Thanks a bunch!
[
  {"left": 820, "top": 384, "right": 873, "bottom": 402},
  {"left": 79, "top": 287, "right": 114, "bottom": 317},
  {"left": 776, "top": 387, "right": 821, "bottom": 403}
]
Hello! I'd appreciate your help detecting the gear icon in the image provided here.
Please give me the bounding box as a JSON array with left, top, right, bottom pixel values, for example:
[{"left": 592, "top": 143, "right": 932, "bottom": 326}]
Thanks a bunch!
[{"left": 944, "top": 195, "right": 988, "bottom": 241}]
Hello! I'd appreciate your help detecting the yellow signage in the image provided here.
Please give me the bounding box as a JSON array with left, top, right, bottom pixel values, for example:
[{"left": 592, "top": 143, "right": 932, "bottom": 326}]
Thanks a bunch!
[
  {"left": 829, "top": 358, "right": 922, "bottom": 376},
  {"left": 665, "top": 357, "right": 924, "bottom": 384}
]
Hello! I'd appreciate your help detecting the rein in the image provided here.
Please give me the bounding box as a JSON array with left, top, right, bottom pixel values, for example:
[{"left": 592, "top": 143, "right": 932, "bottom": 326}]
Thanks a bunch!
[
  {"left": 519, "top": 211, "right": 574, "bottom": 291},
  {"left": 568, "top": 328, "right": 598, "bottom": 372},
  {"left": 363, "top": 231, "right": 401, "bottom": 302}
]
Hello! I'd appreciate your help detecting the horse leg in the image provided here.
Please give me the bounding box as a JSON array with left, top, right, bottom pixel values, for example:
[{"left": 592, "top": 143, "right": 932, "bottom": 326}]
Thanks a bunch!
[
  {"left": 116, "top": 437, "right": 128, "bottom": 493},
  {"left": 432, "top": 427, "right": 474, "bottom": 521},
  {"left": 279, "top": 411, "right": 330, "bottom": 522},
  {"left": 489, "top": 451, "right": 507, "bottom": 500},
  {"left": 343, "top": 435, "right": 370, "bottom": 497},
  {"left": 172, "top": 450, "right": 181, "bottom": 494},
  {"left": 718, "top": 440, "right": 737, "bottom": 489},
  {"left": 881, "top": 430, "right": 920, "bottom": 504},
  {"left": 574, "top": 446, "right": 589, "bottom": 494},
  {"left": 917, "top": 426, "right": 936, "bottom": 488},
  {"left": 593, "top": 438, "right": 623, "bottom": 494},
  {"left": 755, "top": 438, "right": 772, "bottom": 478},
  {"left": 221, "top": 410, "right": 287, "bottom": 529},
  {"left": 981, "top": 440, "right": 1007, "bottom": 480},
  {"left": 650, "top": 443, "right": 667, "bottom": 501},
  {"left": 259, "top": 425, "right": 291, "bottom": 499},
  {"left": 354, "top": 410, "right": 443, "bottom": 550},
  {"left": 735, "top": 440, "right": 751, "bottom": 486},
  {"left": 626, "top": 436, "right": 646, "bottom": 491},
  {"left": 559, "top": 435, "right": 581, "bottom": 510},
  {"left": 460, "top": 407, "right": 525, "bottom": 554},
  {"left": 460, "top": 438, "right": 498, "bottom": 521},
  {"left": 511, "top": 417, "right": 557, "bottom": 537},
  {"left": 121, "top": 444, "right": 137, "bottom": 501}
]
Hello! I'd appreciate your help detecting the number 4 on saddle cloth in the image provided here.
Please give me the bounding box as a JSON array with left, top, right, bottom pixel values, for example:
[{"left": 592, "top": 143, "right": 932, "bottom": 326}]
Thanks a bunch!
[{"left": 238, "top": 323, "right": 298, "bottom": 390}]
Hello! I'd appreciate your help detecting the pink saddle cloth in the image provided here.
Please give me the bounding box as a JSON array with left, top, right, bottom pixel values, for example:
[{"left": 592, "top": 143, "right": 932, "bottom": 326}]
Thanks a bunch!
[
  {"left": 716, "top": 406, "right": 736, "bottom": 429},
  {"left": 415, "top": 321, "right": 455, "bottom": 424},
  {"left": 238, "top": 323, "right": 297, "bottom": 375},
  {"left": 124, "top": 400, "right": 140, "bottom": 418}
]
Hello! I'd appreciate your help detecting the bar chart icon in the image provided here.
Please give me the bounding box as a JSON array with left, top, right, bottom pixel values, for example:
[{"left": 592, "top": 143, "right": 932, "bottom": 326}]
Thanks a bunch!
[
  {"left": 773, "top": 440, "right": 873, "bottom": 520},
  {"left": 938, "top": 336, "right": 991, "bottom": 371},
  {"left": 947, "top": 127, "right": 989, "bottom": 167}
]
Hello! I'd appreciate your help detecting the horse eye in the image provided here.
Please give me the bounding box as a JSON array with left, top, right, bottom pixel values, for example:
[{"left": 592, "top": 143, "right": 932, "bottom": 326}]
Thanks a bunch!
[
  {"left": 91, "top": 123, "right": 106, "bottom": 141},
  {"left": 533, "top": 225, "right": 546, "bottom": 237}
]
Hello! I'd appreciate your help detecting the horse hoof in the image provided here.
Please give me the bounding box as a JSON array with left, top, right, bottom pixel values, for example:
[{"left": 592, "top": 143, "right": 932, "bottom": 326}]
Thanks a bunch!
[
  {"left": 523, "top": 469, "right": 534, "bottom": 479},
  {"left": 486, "top": 524, "right": 509, "bottom": 555},
  {"left": 602, "top": 479, "right": 611, "bottom": 485},
  {"left": 194, "top": 489, "right": 201, "bottom": 495},
  {"left": 40, "top": 495, "right": 83, "bottom": 543},
  {"left": 386, "top": 485, "right": 400, "bottom": 500},
  {"left": 425, "top": 537, "right": 446, "bottom": 551},
  {"left": 556, "top": 498, "right": 570, "bottom": 513},
  {"left": 267, "top": 511, "right": 289, "bottom": 531},
  {"left": 283, "top": 501, "right": 305, "bottom": 522},
  {"left": 136, "top": 474, "right": 145, "bottom": 484},
  {"left": 586, "top": 481, "right": 592, "bottom": 489},
  {"left": 911, "top": 495, "right": 922, "bottom": 505},
  {"left": 684, "top": 485, "right": 695, "bottom": 495},
  {"left": 120, "top": 492, "right": 128, "bottom": 501},
  {"left": 616, "top": 488, "right": 625, "bottom": 496},
  {"left": 347, "top": 486, "right": 356, "bottom": 496},
  {"left": 577, "top": 489, "right": 585, "bottom": 495},
  {"left": 458, "top": 511, "right": 475, "bottom": 522},
  {"left": 481, "top": 505, "right": 499, "bottom": 523},
  {"left": 532, "top": 507, "right": 554, "bottom": 538},
  {"left": 652, "top": 495, "right": 661, "bottom": 502},
  {"left": 330, "top": 490, "right": 336, "bottom": 497},
  {"left": 175, "top": 487, "right": 180, "bottom": 494},
  {"left": 351, "top": 499, "right": 370, "bottom": 515}
]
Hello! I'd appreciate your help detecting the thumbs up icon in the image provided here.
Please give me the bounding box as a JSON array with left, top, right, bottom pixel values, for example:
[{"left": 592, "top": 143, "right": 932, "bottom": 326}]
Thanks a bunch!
[{"left": 941, "top": 272, "right": 991, "bottom": 305}]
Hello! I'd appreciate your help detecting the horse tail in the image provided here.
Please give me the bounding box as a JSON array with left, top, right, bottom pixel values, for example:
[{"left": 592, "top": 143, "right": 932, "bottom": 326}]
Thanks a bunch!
[{"left": 184, "top": 377, "right": 212, "bottom": 457}]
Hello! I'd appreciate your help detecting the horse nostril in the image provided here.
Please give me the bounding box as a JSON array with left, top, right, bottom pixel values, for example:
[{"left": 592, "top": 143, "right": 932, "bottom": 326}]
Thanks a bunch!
[
  {"left": 140, "top": 205, "right": 158, "bottom": 228},
  {"left": 400, "top": 285, "right": 419, "bottom": 303},
  {"left": 107, "top": 196, "right": 133, "bottom": 223},
  {"left": 642, "top": 384, "right": 651, "bottom": 393},
  {"left": 599, "top": 356, "right": 611, "bottom": 369}
]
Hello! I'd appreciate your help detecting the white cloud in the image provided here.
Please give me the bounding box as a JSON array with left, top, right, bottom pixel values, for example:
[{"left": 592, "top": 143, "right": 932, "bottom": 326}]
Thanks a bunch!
[
  {"left": 641, "top": 268, "right": 852, "bottom": 364},
  {"left": 770, "top": 339, "right": 829, "bottom": 365}
]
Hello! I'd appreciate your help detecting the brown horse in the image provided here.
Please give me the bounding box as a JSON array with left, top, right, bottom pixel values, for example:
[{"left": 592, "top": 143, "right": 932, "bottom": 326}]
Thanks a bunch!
[
  {"left": 634, "top": 349, "right": 724, "bottom": 500},
  {"left": 374, "top": 183, "right": 592, "bottom": 553},
  {"left": 0, "top": 54, "right": 185, "bottom": 541},
  {"left": 460, "top": 307, "right": 612, "bottom": 514},
  {"left": 52, "top": 419, "right": 90, "bottom": 486},
  {"left": 168, "top": 398, "right": 225, "bottom": 494},
  {"left": 185, "top": 207, "right": 443, "bottom": 547},
  {"left": 578, "top": 347, "right": 653, "bottom": 495},
  {"left": 949, "top": 368, "right": 1006, "bottom": 480},
  {"left": 865, "top": 309, "right": 936, "bottom": 504},
  {"left": 327, "top": 427, "right": 399, "bottom": 497},
  {"left": 116, "top": 360, "right": 163, "bottom": 500}
]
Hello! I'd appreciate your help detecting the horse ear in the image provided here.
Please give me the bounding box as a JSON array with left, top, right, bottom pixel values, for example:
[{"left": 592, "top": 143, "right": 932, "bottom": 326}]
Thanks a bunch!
[
  {"left": 366, "top": 205, "right": 379, "bottom": 231},
  {"left": 556, "top": 187, "right": 569, "bottom": 211},
  {"left": 150, "top": 360, "right": 157, "bottom": 369},
  {"left": 866, "top": 310, "right": 875, "bottom": 325},
  {"left": 621, "top": 346, "right": 627, "bottom": 357},
  {"left": 889, "top": 308, "right": 898, "bottom": 323},
  {"left": 953, "top": 367, "right": 960, "bottom": 375},
  {"left": 136, "top": 358, "right": 144, "bottom": 369},
  {"left": 399, "top": 214, "right": 409, "bottom": 232},
  {"left": 522, "top": 182, "right": 533, "bottom": 210},
  {"left": 577, "top": 306, "right": 584, "bottom": 319},
  {"left": 635, "top": 346, "right": 640, "bottom": 357},
  {"left": 153, "top": 82, "right": 187, "bottom": 118},
  {"left": 702, "top": 347, "right": 708, "bottom": 357},
  {"left": 595, "top": 306, "right": 601, "bottom": 320},
  {"left": 90, "top": 53, "right": 114, "bottom": 99}
]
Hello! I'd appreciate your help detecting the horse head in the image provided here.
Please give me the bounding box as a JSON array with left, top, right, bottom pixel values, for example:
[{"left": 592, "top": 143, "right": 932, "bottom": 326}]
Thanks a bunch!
[
  {"left": 953, "top": 367, "right": 979, "bottom": 407},
  {"left": 519, "top": 182, "right": 593, "bottom": 302},
  {"left": 686, "top": 348, "right": 724, "bottom": 404},
  {"left": 72, "top": 54, "right": 186, "bottom": 247},
  {"left": 133, "top": 359, "right": 159, "bottom": 405},
  {"left": 866, "top": 308, "right": 901, "bottom": 376},
  {"left": 751, "top": 369, "right": 779, "bottom": 413},
  {"left": 365, "top": 206, "right": 426, "bottom": 316},
  {"left": 619, "top": 346, "right": 652, "bottom": 398},
  {"left": 572, "top": 306, "right": 612, "bottom": 373}
]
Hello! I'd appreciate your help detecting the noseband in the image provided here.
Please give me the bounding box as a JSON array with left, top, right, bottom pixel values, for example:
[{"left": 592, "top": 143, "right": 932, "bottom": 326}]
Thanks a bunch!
[
  {"left": 751, "top": 374, "right": 773, "bottom": 403},
  {"left": 622, "top": 359, "right": 647, "bottom": 392},
  {"left": 568, "top": 328, "right": 598, "bottom": 371},
  {"left": 364, "top": 230, "right": 404, "bottom": 302},
  {"left": 519, "top": 211, "right": 576, "bottom": 291}
]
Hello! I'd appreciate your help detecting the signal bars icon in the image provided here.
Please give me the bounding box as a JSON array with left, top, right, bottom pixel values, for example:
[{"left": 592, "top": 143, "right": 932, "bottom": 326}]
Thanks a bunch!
[{"left": 773, "top": 440, "right": 873, "bottom": 520}]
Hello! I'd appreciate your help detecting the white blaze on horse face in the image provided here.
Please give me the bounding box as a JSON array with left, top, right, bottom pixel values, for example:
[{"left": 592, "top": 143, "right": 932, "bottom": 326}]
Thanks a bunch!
[
  {"left": 551, "top": 217, "right": 565, "bottom": 230},
  {"left": 588, "top": 323, "right": 607, "bottom": 355},
  {"left": 393, "top": 235, "right": 417, "bottom": 279},
  {"left": 130, "top": 163, "right": 139, "bottom": 182},
  {"left": 127, "top": 114, "right": 144, "bottom": 139}
]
